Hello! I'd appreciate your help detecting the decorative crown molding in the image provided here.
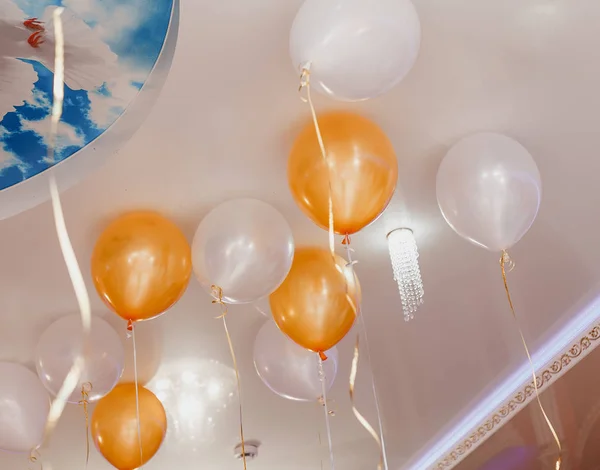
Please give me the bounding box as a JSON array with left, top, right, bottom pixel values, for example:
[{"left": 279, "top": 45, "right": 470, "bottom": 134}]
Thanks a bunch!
[{"left": 433, "top": 325, "right": 600, "bottom": 469}]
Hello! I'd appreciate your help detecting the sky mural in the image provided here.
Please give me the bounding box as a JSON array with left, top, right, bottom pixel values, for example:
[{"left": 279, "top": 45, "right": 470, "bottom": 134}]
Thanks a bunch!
[{"left": 0, "top": 0, "right": 173, "bottom": 190}]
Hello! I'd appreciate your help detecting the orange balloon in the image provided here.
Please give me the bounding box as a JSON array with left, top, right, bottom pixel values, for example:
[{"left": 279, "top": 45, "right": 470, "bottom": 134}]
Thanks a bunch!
[
  {"left": 288, "top": 111, "right": 398, "bottom": 235},
  {"left": 91, "top": 211, "right": 192, "bottom": 322},
  {"left": 270, "top": 247, "right": 360, "bottom": 354},
  {"left": 91, "top": 383, "right": 167, "bottom": 470}
]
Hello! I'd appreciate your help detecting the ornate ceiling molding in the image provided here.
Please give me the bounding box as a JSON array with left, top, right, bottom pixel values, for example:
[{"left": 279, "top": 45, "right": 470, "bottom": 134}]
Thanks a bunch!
[{"left": 426, "top": 324, "right": 600, "bottom": 469}]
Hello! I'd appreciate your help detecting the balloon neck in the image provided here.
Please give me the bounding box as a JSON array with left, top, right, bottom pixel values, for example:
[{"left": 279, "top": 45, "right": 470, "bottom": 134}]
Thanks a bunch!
[
  {"left": 342, "top": 234, "right": 351, "bottom": 245},
  {"left": 319, "top": 351, "right": 328, "bottom": 361},
  {"left": 299, "top": 61, "right": 311, "bottom": 74},
  {"left": 126, "top": 319, "right": 134, "bottom": 331}
]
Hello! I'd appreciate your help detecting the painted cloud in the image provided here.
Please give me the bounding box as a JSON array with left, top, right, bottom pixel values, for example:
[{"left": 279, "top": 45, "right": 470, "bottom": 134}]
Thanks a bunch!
[{"left": 0, "top": 0, "right": 173, "bottom": 190}]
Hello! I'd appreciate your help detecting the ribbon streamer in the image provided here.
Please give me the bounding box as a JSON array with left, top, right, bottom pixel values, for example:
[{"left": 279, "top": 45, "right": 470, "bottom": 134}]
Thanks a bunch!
[
  {"left": 211, "top": 285, "right": 247, "bottom": 470},
  {"left": 79, "top": 382, "right": 92, "bottom": 468},
  {"left": 299, "top": 65, "right": 335, "bottom": 259},
  {"left": 43, "top": 6, "right": 92, "bottom": 446},
  {"left": 129, "top": 321, "right": 144, "bottom": 469},
  {"left": 350, "top": 336, "right": 384, "bottom": 470},
  {"left": 343, "top": 239, "right": 389, "bottom": 470},
  {"left": 500, "top": 251, "right": 562, "bottom": 470},
  {"left": 317, "top": 357, "right": 335, "bottom": 470}
]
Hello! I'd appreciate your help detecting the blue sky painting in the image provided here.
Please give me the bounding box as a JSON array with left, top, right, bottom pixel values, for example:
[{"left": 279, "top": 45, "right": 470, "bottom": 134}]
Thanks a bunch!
[{"left": 0, "top": 0, "right": 173, "bottom": 190}]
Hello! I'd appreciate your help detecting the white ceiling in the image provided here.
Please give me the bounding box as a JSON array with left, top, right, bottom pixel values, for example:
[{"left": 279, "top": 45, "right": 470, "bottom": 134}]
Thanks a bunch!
[{"left": 1, "top": 0, "right": 600, "bottom": 469}]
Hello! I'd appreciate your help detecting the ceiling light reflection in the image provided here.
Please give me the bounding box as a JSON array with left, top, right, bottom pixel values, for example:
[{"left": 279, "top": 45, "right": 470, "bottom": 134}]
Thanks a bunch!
[{"left": 147, "top": 359, "right": 237, "bottom": 450}]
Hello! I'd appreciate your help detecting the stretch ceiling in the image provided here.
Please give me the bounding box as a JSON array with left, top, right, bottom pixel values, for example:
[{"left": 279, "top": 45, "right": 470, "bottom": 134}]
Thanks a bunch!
[{"left": 0, "top": 0, "right": 599, "bottom": 469}]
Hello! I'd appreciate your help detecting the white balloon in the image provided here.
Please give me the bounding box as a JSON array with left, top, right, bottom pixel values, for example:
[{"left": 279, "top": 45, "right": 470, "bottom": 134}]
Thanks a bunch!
[
  {"left": 436, "top": 133, "right": 542, "bottom": 252},
  {"left": 290, "top": 0, "right": 421, "bottom": 101},
  {"left": 253, "top": 321, "right": 338, "bottom": 402},
  {"left": 253, "top": 297, "right": 271, "bottom": 318},
  {"left": 192, "top": 199, "right": 295, "bottom": 304},
  {"left": 0, "top": 363, "right": 50, "bottom": 453},
  {"left": 35, "top": 315, "right": 125, "bottom": 404}
]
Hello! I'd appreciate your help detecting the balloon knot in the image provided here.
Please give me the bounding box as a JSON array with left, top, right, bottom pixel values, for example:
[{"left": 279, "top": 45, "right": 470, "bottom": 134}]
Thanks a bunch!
[
  {"left": 211, "top": 285, "right": 225, "bottom": 305},
  {"left": 211, "top": 285, "right": 228, "bottom": 318},
  {"left": 29, "top": 449, "right": 39, "bottom": 463},
  {"left": 28, "top": 448, "right": 41, "bottom": 470},
  {"left": 342, "top": 234, "right": 351, "bottom": 245},
  {"left": 500, "top": 250, "right": 516, "bottom": 272},
  {"left": 298, "top": 65, "right": 311, "bottom": 101},
  {"left": 79, "top": 382, "right": 92, "bottom": 405},
  {"left": 126, "top": 319, "right": 133, "bottom": 339},
  {"left": 319, "top": 351, "right": 328, "bottom": 361},
  {"left": 299, "top": 66, "right": 310, "bottom": 90}
]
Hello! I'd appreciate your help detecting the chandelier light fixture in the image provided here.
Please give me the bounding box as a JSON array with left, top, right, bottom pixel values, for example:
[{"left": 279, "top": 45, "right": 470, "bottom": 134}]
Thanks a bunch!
[{"left": 387, "top": 228, "right": 424, "bottom": 321}]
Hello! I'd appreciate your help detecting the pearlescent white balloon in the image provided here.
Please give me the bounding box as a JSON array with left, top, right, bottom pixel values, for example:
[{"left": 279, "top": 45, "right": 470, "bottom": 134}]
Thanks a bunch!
[
  {"left": 254, "top": 321, "right": 338, "bottom": 401},
  {"left": 192, "top": 199, "right": 294, "bottom": 304},
  {"left": 0, "top": 363, "right": 50, "bottom": 453},
  {"left": 436, "top": 132, "right": 542, "bottom": 252},
  {"left": 35, "top": 315, "right": 125, "bottom": 404},
  {"left": 290, "top": 0, "right": 421, "bottom": 101},
  {"left": 254, "top": 297, "right": 271, "bottom": 318}
]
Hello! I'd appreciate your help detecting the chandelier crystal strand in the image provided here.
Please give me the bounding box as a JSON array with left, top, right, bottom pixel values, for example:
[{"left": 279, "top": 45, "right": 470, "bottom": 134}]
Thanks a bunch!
[{"left": 386, "top": 229, "right": 424, "bottom": 321}]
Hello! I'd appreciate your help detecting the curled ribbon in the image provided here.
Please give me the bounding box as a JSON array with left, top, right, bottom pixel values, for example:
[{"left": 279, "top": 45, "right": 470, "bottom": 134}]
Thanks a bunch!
[
  {"left": 78, "top": 382, "right": 93, "bottom": 468},
  {"left": 349, "top": 336, "right": 384, "bottom": 470},
  {"left": 211, "top": 285, "right": 247, "bottom": 470},
  {"left": 500, "top": 251, "right": 562, "bottom": 470},
  {"left": 298, "top": 64, "right": 368, "bottom": 470},
  {"left": 343, "top": 238, "right": 388, "bottom": 470},
  {"left": 43, "top": 7, "right": 92, "bottom": 449},
  {"left": 299, "top": 65, "right": 335, "bottom": 259}
]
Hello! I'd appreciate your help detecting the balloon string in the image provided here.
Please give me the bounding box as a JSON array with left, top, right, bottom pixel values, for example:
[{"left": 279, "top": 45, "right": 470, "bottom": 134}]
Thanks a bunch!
[
  {"left": 500, "top": 251, "right": 562, "bottom": 470},
  {"left": 43, "top": 6, "right": 92, "bottom": 445},
  {"left": 316, "top": 397, "right": 324, "bottom": 470},
  {"left": 317, "top": 356, "right": 335, "bottom": 470},
  {"left": 343, "top": 239, "right": 388, "bottom": 470},
  {"left": 78, "top": 382, "right": 92, "bottom": 469},
  {"left": 319, "top": 431, "right": 324, "bottom": 470},
  {"left": 350, "top": 336, "right": 384, "bottom": 470},
  {"left": 28, "top": 449, "right": 42, "bottom": 470},
  {"left": 211, "top": 285, "right": 247, "bottom": 470},
  {"left": 299, "top": 65, "right": 335, "bottom": 259},
  {"left": 130, "top": 321, "right": 144, "bottom": 469}
]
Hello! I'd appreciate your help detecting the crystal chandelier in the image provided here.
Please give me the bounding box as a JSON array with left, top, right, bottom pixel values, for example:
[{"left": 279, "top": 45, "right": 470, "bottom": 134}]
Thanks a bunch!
[{"left": 387, "top": 228, "right": 424, "bottom": 321}]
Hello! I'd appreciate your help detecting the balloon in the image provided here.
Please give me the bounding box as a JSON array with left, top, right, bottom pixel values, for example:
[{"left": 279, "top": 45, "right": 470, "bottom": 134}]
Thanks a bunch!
[
  {"left": 270, "top": 247, "right": 359, "bottom": 353},
  {"left": 91, "top": 211, "right": 192, "bottom": 321},
  {"left": 289, "top": 112, "right": 398, "bottom": 235},
  {"left": 92, "top": 383, "right": 167, "bottom": 469},
  {"left": 192, "top": 199, "right": 295, "bottom": 304},
  {"left": 0, "top": 363, "right": 50, "bottom": 453},
  {"left": 254, "top": 297, "right": 272, "bottom": 317},
  {"left": 290, "top": 0, "right": 421, "bottom": 101},
  {"left": 35, "top": 315, "right": 125, "bottom": 404},
  {"left": 436, "top": 133, "right": 542, "bottom": 252},
  {"left": 254, "top": 321, "right": 338, "bottom": 401}
]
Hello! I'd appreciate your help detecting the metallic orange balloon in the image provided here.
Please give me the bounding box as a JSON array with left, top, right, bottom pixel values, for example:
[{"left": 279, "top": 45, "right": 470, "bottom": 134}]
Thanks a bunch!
[
  {"left": 91, "top": 211, "right": 192, "bottom": 322},
  {"left": 270, "top": 247, "right": 360, "bottom": 354},
  {"left": 288, "top": 112, "right": 398, "bottom": 235},
  {"left": 91, "top": 383, "right": 167, "bottom": 470}
]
